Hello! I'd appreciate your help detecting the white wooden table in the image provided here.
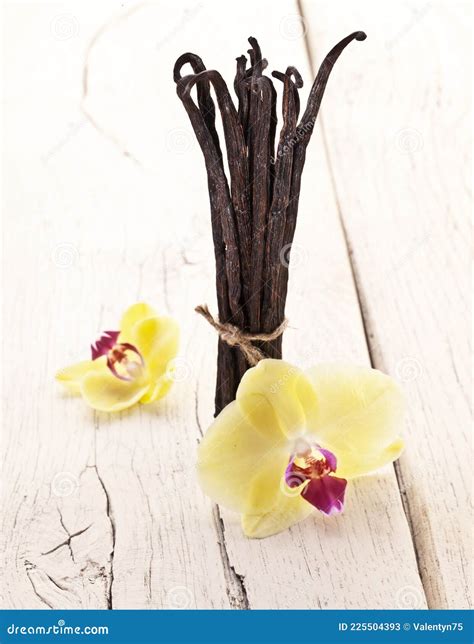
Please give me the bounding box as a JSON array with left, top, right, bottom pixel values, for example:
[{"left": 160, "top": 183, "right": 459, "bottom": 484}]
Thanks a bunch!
[{"left": 2, "top": 0, "right": 471, "bottom": 610}]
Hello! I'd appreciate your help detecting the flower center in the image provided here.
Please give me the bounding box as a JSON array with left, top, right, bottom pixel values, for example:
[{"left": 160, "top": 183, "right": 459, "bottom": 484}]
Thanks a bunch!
[
  {"left": 285, "top": 441, "right": 338, "bottom": 489},
  {"left": 91, "top": 331, "right": 144, "bottom": 381},
  {"left": 292, "top": 436, "right": 313, "bottom": 457},
  {"left": 291, "top": 448, "right": 333, "bottom": 481},
  {"left": 284, "top": 444, "right": 347, "bottom": 516},
  {"left": 107, "top": 344, "right": 144, "bottom": 381}
]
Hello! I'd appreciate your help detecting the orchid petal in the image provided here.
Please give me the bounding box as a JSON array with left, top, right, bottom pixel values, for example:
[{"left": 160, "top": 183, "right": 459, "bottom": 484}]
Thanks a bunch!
[
  {"left": 55, "top": 358, "right": 107, "bottom": 394},
  {"left": 139, "top": 374, "right": 174, "bottom": 404},
  {"left": 306, "top": 364, "right": 405, "bottom": 478},
  {"left": 242, "top": 460, "right": 313, "bottom": 538},
  {"left": 132, "top": 316, "right": 180, "bottom": 380},
  {"left": 119, "top": 302, "right": 158, "bottom": 341},
  {"left": 197, "top": 400, "right": 288, "bottom": 514},
  {"left": 80, "top": 370, "right": 149, "bottom": 412},
  {"left": 237, "top": 359, "right": 318, "bottom": 438}
]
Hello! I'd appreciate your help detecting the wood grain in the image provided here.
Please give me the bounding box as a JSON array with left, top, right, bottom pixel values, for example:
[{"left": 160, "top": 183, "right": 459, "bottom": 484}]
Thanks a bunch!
[
  {"left": 2, "top": 0, "right": 466, "bottom": 610},
  {"left": 300, "top": 0, "right": 472, "bottom": 608}
]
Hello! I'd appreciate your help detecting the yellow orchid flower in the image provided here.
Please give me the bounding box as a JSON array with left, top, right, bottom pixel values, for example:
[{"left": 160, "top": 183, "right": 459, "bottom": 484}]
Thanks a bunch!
[
  {"left": 198, "top": 359, "right": 404, "bottom": 538},
  {"left": 56, "top": 303, "right": 179, "bottom": 412}
]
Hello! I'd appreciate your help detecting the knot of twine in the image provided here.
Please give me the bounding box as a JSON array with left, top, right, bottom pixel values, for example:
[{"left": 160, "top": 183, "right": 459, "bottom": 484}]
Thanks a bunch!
[{"left": 195, "top": 304, "right": 288, "bottom": 366}]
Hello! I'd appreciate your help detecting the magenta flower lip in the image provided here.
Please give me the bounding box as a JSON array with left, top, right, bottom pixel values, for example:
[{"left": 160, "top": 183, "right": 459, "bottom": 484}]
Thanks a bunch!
[
  {"left": 91, "top": 331, "right": 144, "bottom": 381},
  {"left": 91, "top": 330, "right": 120, "bottom": 360},
  {"left": 285, "top": 446, "right": 347, "bottom": 516},
  {"left": 302, "top": 474, "right": 347, "bottom": 515}
]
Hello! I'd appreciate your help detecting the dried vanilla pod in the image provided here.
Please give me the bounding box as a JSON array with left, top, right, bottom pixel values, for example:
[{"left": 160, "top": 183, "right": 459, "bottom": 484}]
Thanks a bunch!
[{"left": 174, "top": 31, "right": 366, "bottom": 413}]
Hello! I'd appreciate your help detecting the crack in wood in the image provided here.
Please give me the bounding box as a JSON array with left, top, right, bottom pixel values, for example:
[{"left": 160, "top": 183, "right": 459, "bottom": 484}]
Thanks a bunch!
[
  {"left": 44, "top": 571, "right": 70, "bottom": 592},
  {"left": 393, "top": 460, "right": 428, "bottom": 591},
  {"left": 88, "top": 465, "right": 116, "bottom": 609},
  {"left": 20, "top": 466, "right": 116, "bottom": 609},
  {"left": 318, "top": 119, "right": 431, "bottom": 606},
  {"left": 26, "top": 566, "right": 55, "bottom": 609},
  {"left": 297, "top": 0, "right": 430, "bottom": 607},
  {"left": 41, "top": 519, "right": 91, "bottom": 561},
  {"left": 212, "top": 505, "right": 249, "bottom": 610},
  {"left": 315, "top": 154, "right": 430, "bottom": 605},
  {"left": 194, "top": 385, "right": 204, "bottom": 439},
  {"left": 135, "top": 471, "right": 154, "bottom": 604},
  {"left": 81, "top": 4, "right": 146, "bottom": 166}
]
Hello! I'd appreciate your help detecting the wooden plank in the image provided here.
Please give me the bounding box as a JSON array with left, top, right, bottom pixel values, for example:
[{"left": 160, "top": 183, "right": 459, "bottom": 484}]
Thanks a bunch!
[
  {"left": 300, "top": 0, "right": 472, "bottom": 608},
  {"left": 2, "top": 0, "right": 229, "bottom": 610},
  {"left": 2, "top": 0, "right": 424, "bottom": 609}
]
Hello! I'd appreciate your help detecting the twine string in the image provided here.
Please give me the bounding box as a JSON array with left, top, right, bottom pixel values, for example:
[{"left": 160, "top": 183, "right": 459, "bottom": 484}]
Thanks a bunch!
[{"left": 195, "top": 304, "right": 288, "bottom": 366}]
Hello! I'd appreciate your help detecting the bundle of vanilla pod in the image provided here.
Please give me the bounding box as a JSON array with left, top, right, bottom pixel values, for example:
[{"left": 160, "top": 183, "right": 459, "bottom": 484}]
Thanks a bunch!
[{"left": 174, "top": 32, "right": 366, "bottom": 414}]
